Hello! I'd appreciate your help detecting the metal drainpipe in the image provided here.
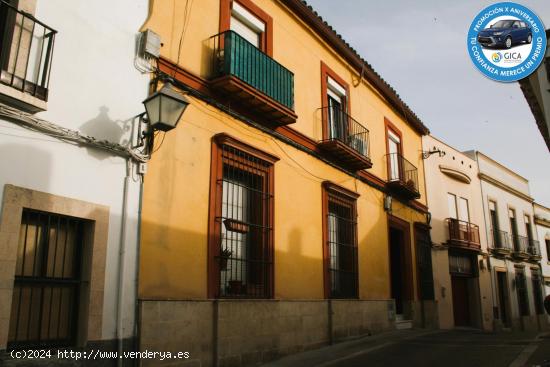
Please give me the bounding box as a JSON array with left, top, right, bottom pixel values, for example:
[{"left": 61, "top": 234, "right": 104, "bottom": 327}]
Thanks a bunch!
[
  {"left": 117, "top": 158, "right": 131, "bottom": 366},
  {"left": 133, "top": 175, "right": 144, "bottom": 367}
]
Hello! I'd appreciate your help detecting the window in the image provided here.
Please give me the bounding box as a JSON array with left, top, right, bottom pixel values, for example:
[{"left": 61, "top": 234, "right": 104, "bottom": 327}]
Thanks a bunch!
[
  {"left": 387, "top": 129, "right": 402, "bottom": 181},
  {"left": 448, "top": 193, "right": 458, "bottom": 219},
  {"left": 546, "top": 239, "right": 550, "bottom": 261},
  {"left": 220, "top": 0, "right": 272, "bottom": 55},
  {"left": 230, "top": 2, "right": 264, "bottom": 47},
  {"left": 322, "top": 182, "right": 359, "bottom": 299},
  {"left": 515, "top": 267, "right": 530, "bottom": 316},
  {"left": 524, "top": 215, "right": 533, "bottom": 243},
  {"left": 458, "top": 198, "right": 470, "bottom": 222},
  {"left": 208, "top": 134, "right": 278, "bottom": 298},
  {"left": 449, "top": 253, "right": 474, "bottom": 276},
  {"left": 8, "top": 209, "right": 84, "bottom": 348},
  {"left": 489, "top": 200, "right": 501, "bottom": 246},
  {"left": 509, "top": 208, "right": 519, "bottom": 248},
  {"left": 531, "top": 269, "right": 544, "bottom": 315},
  {"left": 0, "top": 0, "right": 56, "bottom": 102},
  {"left": 321, "top": 62, "right": 350, "bottom": 141}
]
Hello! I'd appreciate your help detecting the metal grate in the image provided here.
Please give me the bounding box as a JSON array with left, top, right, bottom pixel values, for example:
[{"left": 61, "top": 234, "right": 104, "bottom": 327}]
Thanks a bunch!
[
  {"left": 0, "top": 0, "right": 56, "bottom": 101},
  {"left": 385, "top": 153, "right": 419, "bottom": 194},
  {"left": 216, "top": 144, "right": 273, "bottom": 298},
  {"left": 515, "top": 268, "right": 530, "bottom": 317},
  {"left": 326, "top": 192, "right": 358, "bottom": 298},
  {"left": 8, "top": 209, "right": 84, "bottom": 349},
  {"left": 531, "top": 270, "right": 544, "bottom": 315},
  {"left": 321, "top": 105, "right": 370, "bottom": 158}
]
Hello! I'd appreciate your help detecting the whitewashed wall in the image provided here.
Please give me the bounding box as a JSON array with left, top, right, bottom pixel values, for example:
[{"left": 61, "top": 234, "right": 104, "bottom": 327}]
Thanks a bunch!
[{"left": 0, "top": 0, "right": 149, "bottom": 341}]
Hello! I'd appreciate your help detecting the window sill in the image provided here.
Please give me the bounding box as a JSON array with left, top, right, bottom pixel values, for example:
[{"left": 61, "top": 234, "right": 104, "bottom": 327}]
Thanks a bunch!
[{"left": 0, "top": 84, "right": 47, "bottom": 113}]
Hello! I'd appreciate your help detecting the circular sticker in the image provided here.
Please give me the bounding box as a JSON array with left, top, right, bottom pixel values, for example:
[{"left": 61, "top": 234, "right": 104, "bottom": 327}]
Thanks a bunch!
[{"left": 467, "top": 2, "right": 547, "bottom": 82}]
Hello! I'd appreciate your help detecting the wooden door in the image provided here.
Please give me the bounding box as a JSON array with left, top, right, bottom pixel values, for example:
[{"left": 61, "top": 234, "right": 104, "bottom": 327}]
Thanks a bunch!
[{"left": 451, "top": 276, "right": 471, "bottom": 326}]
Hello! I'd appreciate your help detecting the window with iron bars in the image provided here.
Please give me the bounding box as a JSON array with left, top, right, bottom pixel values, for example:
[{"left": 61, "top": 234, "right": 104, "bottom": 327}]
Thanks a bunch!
[
  {"left": 209, "top": 135, "right": 277, "bottom": 299},
  {"left": 323, "top": 183, "right": 358, "bottom": 299},
  {"left": 515, "top": 268, "right": 530, "bottom": 317},
  {"left": 8, "top": 209, "right": 84, "bottom": 349},
  {"left": 531, "top": 269, "right": 544, "bottom": 315}
]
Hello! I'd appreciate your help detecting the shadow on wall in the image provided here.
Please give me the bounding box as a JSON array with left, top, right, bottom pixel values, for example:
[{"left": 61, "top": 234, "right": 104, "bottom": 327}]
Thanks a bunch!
[{"left": 79, "top": 106, "right": 143, "bottom": 161}]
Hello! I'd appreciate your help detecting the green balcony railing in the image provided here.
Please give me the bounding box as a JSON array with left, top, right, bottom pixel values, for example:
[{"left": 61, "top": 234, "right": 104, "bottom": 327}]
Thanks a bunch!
[{"left": 211, "top": 30, "right": 294, "bottom": 110}]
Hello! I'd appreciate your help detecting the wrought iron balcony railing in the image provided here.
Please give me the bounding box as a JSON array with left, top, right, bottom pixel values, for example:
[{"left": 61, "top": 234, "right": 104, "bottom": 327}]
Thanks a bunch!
[
  {"left": 0, "top": 1, "right": 56, "bottom": 101},
  {"left": 490, "top": 229, "right": 512, "bottom": 252},
  {"left": 511, "top": 234, "right": 529, "bottom": 255},
  {"left": 528, "top": 239, "right": 541, "bottom": 258},
  {"left": 318, "top": 105, "right": 371, "bottom": 170},
  {"left": 209, "top": 30, "right": 295, "bottom": 124},
  {"left": 446, "top": 218, "right": 481, "bottom": 250},
  {"left": 385, "top": 153, "right": 420, "bottom": 199}
]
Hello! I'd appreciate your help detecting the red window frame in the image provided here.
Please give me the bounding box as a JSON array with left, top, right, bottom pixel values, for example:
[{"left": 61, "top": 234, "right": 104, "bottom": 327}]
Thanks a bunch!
[
  {"left": 219, "top": 0, "right": 273, "bottom": 56},
  {"left": 207, "top": 133, "right": 279, "bottom": 298}
]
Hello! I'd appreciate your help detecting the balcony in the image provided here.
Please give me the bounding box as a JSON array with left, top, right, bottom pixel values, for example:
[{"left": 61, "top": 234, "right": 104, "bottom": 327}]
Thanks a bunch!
[
  {"left": 511, "top": 234, "right": 530, "bottom": 260},
  {"left": 385, "top": 153, "right": 420, "bottom": 199},
  {"left": 0, "top": 1, "right": 56, "bottom": 111},
  {"left": 446, "top": 218, "right": 481, "bottom": 251},
  {"left": 528, "top": 239, "right": 542, "bottom": 261},
  {"left": 489, "top": 229, "right": 512, "bottom": 255},
  {"left": 318, "top": 106, "right": 372, "bottom": 171},
  {"left": 209, "top": 30, "right": 296, "bottom": 126}
]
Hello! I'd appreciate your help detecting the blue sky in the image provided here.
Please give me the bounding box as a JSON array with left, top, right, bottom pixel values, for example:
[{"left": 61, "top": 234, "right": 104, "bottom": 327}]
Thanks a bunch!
[{"left": 306, "top": 0, "right": 550, "bottom": 206}]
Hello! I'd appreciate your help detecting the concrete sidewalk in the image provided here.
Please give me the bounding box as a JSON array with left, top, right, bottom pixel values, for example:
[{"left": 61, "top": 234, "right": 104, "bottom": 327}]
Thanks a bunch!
[{"left": 261, "top": 329, "right": 442, "bottom": 367}]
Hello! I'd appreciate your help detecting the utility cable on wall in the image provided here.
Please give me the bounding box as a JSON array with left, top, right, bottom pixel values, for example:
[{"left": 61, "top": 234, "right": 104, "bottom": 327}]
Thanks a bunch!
[{"left": 0, "top": 103, "right": 149, "bottom": 163}]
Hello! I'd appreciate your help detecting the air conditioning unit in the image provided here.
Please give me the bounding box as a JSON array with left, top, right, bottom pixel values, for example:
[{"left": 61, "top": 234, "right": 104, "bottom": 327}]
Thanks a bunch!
[{"left": 349, "top": 135, "right": 367, "bottom": 156}]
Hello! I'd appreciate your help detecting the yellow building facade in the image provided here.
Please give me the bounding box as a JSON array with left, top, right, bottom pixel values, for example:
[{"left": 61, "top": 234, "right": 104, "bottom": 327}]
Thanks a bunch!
[{"left": 138, "top": 0, "right": 434, "bottom": 365}]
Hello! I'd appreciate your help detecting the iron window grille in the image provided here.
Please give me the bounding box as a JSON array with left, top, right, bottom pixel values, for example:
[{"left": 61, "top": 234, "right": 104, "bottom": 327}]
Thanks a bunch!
[
  {"left": 531, "top": 270, "right": 544, "bottom": 315},
  {"left": 8, "top": 209, "right": 84, "bottom": 349},
  {"left": 210, "top": 136, "right": 276, "bottom": 299},
  {"left": 323, "top": 183, "right": 358, "bottom": 299},
  {"left": 0, "top": 0, "right": 56, "bottom": 101},
  {"left": 515, "top": 268, "right": 530, "bottom": 317}
]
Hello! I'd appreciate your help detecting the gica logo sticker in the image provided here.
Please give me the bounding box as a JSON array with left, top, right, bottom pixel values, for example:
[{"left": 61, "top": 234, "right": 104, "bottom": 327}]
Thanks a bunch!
[{"left": 467, "top": 2, "right": 547, "bottom": 82}]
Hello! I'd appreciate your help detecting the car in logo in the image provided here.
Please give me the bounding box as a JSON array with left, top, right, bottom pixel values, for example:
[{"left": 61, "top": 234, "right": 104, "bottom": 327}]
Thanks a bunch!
[{"left": 477, "top": 19, "right": 532, "bottom": 49}]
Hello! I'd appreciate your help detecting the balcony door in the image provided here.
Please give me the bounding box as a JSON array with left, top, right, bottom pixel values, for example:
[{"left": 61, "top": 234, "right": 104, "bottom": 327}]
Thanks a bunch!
[
  {"left": 327, "top": 77, "right": 347, "bottom": 141},
  {"left": 509, "top": 209, "right": 519, "bottom": 249},
  {"left": 388, "top": 130, "right": 401, "bottom": 181},
  {"left": 230, "top": 1, "right": 265, "bottom": 48},
  {"left": 489, "top": 201, "right": 500, "bottom": 247}
]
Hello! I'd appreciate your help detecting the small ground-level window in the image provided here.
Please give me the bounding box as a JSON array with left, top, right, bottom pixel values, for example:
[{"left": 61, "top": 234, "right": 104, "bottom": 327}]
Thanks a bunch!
[
  {"left": 322, "top": 182, "right": 359, "bottom": 299},
  {"left": 8, "top": 209, "right": 85, "bottom": 349}
]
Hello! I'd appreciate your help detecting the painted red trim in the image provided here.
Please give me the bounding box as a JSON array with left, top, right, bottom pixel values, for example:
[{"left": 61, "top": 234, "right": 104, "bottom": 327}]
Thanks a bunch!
[
  {"left": 158, "top": 59, "right": 429, "bottom": 214},
  {"left": 207, "top": 134, "right": 277, "bottom": 298},
  {"left": 320, "top": 61, "right": 351, "bottom": 140},
  {"left": 322, "top": 181, "right": 359, "bottom": 298},
  {"left": 387, "top": 214, "right": 415, "bottom": 304}
]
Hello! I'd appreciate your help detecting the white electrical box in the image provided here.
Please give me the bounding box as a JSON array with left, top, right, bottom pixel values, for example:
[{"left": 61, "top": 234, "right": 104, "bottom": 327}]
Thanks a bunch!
[
  {"left": 138, "top": 162, "right": 148, "bottom": 175},
  {"left": 141, "top": 29, "right": 161, "bottom": 58}
]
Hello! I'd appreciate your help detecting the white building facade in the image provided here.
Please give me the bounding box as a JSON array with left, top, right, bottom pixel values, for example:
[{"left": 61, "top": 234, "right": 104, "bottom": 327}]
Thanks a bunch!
[
  {"left": 0, "top": 0, "right": 149, "bottom": 360},
  {"left": 466, "top": 151, "right": 546, "bottom": 331},
  {"left": 534, "top": 203, "right": 550, "bottom": 298},
  {"left": 422, "top": 136, "right": 493, "bottom": 331}
]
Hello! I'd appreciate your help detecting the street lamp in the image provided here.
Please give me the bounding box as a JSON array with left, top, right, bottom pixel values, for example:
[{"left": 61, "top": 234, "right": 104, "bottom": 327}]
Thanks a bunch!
[{"left": 142, "top": 78, "right": 190, "bottom": 132}]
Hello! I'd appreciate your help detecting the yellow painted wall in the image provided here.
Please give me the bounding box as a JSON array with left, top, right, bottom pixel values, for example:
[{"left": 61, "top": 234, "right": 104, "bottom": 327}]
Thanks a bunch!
[{"left": 139, "top": 0, "right": 428, "bottom": 300}]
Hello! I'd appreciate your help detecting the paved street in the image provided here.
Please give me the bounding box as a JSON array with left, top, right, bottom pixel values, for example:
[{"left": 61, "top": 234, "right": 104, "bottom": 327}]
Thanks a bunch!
[{"left": 263, "top": 329, "right": 550, "bottom": 367}]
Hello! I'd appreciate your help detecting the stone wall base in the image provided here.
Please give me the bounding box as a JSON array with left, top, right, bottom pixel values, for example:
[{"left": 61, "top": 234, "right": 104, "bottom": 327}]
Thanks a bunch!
[{"left": 139, "top": 299, "right": 396, "bottom": 367}]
